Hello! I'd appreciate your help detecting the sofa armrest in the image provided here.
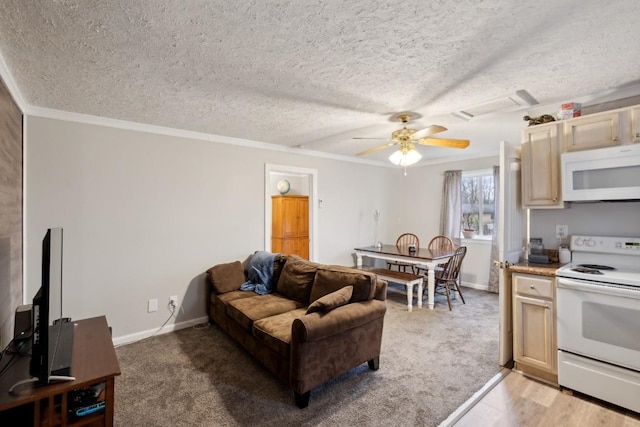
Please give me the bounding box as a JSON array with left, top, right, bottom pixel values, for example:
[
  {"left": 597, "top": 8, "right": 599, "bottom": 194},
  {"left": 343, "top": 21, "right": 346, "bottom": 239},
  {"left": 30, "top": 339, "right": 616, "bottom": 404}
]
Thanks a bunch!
[
  {"left": 292, "top": 299, "right": 386, "bottom": 343},
  {"left": 373, "top": 279, "right": 387, "bottom": 301},
  {"left": 289, "top": 298, "right": 386, "bottom": 396}
]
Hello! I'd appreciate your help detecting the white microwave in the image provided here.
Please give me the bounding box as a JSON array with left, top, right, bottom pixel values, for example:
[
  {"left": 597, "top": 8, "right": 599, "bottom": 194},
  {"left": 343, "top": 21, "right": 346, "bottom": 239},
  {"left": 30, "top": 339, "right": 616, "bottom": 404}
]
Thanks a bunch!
[{"left": 561, "top": 144, "right": 640, "bottom": 201}]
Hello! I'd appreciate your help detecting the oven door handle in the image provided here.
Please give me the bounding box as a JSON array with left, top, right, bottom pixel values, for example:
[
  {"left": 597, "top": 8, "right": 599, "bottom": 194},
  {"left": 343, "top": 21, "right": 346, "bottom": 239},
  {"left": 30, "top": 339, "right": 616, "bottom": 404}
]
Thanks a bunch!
[{"left": 557, "top": 277, "right": 640, "bottom": 299}]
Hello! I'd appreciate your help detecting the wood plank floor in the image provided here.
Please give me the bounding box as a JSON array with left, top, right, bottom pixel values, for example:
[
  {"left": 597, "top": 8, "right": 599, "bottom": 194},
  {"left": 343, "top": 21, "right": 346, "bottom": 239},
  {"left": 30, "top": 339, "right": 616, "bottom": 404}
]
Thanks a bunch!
[{"left": 454, "top": 371, "right": 640, "bottom": 426}]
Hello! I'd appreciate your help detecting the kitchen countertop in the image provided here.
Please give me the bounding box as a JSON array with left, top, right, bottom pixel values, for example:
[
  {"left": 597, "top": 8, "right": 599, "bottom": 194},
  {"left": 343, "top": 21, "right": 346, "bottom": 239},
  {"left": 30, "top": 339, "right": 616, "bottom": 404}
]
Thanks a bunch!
[{"left": 508, "top": 262, "right": 563, "bottom": 277}]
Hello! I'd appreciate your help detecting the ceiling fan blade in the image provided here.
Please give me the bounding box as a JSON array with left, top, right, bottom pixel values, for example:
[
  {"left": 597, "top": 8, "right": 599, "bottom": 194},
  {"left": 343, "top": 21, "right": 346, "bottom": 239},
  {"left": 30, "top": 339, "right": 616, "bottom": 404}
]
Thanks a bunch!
[
  {"left": 356, "top": 142, "right": 398, "bottom": 156},
  {"left": 410, "top": 125, "right": 447, "bottom": 140},
  {"left": 417, "top": 138, "right": 470, "bottom": 149},
  {"left": 352, "top": 137, "right": 392, "bottom": 140}
]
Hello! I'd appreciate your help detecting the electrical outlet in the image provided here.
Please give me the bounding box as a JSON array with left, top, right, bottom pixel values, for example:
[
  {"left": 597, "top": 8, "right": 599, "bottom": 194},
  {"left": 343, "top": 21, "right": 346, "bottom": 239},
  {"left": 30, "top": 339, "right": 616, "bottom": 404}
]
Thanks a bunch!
[
  {"left": 169, "top": 295, "right": 178, "bottom": 309},
  {"left": 555, "top": 224, "right": 568, "bottom": 239},
  {"left": 148, "top": 299, "right": 158, "bottom": 313}
]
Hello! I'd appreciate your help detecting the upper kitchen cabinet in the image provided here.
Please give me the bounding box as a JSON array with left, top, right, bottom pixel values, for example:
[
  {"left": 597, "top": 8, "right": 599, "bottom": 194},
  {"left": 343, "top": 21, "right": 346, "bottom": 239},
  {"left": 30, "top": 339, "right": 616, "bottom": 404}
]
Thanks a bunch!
[
  {"left": 562, "top": 110, "right": 621, "bottom": 152},
  {"left": 630, "top": 105, "right": 640, "bottom": 143},
  {"left": 521, "top": 123, "right": 564, "bottom": 208}
]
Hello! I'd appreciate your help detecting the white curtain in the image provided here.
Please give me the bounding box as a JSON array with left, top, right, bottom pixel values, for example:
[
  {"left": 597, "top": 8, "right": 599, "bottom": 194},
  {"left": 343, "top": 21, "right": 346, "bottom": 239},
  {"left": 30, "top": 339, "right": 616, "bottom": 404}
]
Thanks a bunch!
[
  {"left": 439, "top": 170, "right": 462, "bottom": 246},
  {"left": 488, "top": 165, "right": 500, "bottom": 293}
]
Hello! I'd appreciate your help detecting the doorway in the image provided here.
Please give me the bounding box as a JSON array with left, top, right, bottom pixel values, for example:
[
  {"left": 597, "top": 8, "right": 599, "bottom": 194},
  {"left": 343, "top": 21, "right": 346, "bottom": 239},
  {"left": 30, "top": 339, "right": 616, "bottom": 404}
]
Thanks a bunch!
[{"left": 264, "top": 164, "right": 319, "bottom": 261}]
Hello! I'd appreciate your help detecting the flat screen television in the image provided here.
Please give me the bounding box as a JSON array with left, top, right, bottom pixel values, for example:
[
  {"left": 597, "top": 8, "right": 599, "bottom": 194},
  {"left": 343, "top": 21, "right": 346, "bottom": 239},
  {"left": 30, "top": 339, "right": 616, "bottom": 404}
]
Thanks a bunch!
[{"left": 29, "top": 227, "right": 74, "bottom": 384}]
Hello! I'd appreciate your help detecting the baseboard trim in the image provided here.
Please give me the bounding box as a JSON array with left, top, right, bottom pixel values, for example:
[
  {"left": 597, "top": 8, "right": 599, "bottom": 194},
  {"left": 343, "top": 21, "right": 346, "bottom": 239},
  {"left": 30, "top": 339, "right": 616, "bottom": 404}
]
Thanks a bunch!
[
  {"left": 460, "top": 282, "right": 489, "bottom": 291},
  {"left": 438, "top": 367, "right": 511, "bottom": 427},
  {"left": 112, "top": 316, "right": 209, "bottom": 347}
]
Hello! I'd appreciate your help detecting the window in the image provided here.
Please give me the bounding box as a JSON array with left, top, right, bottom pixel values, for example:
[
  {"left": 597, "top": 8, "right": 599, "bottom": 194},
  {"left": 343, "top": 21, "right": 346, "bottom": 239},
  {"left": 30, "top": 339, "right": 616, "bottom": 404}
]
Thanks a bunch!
[{"left": 461, "top": 170, "right": 495, "bottom": 238}]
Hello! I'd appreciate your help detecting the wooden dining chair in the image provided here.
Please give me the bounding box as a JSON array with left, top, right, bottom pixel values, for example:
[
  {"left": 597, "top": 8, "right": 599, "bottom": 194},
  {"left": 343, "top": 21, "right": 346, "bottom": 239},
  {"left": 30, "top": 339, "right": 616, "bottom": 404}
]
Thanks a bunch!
[
  {"left": 415, "top": 235, "right": 455, "bottom": 275},
  {"left": 387, "top": 233, "right": 420, "bottom": 273},
  {"left": 429, "top": 246, "right": 467, "bottom": 310},
  {"left": 428, "top": 235, "right": 455, "bottom": 252}
]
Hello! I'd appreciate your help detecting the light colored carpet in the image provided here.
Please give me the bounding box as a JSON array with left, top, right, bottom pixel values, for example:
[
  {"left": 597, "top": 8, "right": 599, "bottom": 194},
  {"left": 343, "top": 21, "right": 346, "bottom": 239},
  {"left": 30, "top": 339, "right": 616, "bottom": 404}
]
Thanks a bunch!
[{"left": 114, "top": 286, "right": 499, "bottom": 426}]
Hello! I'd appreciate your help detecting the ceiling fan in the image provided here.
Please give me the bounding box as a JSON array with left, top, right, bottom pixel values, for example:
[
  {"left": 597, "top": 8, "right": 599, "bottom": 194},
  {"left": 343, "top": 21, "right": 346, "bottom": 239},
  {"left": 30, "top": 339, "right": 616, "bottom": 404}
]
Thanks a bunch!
[{"left": 353, "top": 113, "right": 470, "bottom": 166}]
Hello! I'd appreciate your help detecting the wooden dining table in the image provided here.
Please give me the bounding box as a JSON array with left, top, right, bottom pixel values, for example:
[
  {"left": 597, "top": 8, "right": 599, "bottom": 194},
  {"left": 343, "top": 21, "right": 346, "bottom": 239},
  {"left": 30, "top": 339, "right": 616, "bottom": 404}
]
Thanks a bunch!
[{"left": 354, "top": 244, "right": 455, "bottom": 310}]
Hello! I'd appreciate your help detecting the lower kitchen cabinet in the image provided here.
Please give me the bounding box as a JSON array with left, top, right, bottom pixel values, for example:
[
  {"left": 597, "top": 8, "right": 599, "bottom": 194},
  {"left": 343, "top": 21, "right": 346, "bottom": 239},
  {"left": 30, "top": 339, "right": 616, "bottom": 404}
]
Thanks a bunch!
[{"left": 512, "top": 273, "right": 557, "bottom": 384}]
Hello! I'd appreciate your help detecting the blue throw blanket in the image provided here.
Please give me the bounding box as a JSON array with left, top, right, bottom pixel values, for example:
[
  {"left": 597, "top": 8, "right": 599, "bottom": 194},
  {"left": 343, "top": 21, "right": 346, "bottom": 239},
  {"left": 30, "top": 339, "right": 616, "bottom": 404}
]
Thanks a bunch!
[{"left": 240, "top": 251, "right": 279, "bottom": 295}]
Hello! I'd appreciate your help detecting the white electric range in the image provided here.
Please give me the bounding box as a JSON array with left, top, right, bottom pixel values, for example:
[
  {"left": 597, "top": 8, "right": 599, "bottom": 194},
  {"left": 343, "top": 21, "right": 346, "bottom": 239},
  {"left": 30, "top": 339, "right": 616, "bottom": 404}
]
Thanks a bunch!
[{"left": 555, "top": 235, "right": 640, "bottom": 413}]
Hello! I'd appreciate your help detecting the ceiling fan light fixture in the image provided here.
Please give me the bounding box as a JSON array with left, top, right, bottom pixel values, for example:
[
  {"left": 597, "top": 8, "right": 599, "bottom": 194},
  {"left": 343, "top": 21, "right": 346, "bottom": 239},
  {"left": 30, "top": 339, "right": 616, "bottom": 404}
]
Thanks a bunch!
[{"left": 389, "top": 148, "right": 422, "bottom": 166}]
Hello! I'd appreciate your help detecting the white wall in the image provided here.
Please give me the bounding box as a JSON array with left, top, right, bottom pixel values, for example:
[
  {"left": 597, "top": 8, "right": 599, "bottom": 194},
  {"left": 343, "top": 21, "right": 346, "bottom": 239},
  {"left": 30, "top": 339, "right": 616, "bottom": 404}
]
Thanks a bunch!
[{"left": 25, "top": 116, "right": 401, "bottom": 343}]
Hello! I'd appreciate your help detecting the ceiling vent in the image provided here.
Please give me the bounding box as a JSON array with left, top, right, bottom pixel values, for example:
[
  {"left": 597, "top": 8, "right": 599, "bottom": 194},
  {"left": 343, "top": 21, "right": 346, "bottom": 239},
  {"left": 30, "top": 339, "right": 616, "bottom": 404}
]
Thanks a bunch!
[{"left": 451, "top": 90, "right": 538, "bottom": 121}]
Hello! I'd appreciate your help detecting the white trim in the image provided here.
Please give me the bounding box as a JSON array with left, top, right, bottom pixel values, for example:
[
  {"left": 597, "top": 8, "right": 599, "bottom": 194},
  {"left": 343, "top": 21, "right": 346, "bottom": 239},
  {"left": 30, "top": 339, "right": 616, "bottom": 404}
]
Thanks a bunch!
[
  {"left": 461, "top": 282, "right": 489, "bottom": 292},
  {"left": 25, "top": 106, "right": 387, "bottom": 166},
  {"left": 22, "top": 115, "right": 28, "bottom": 304},
  {"left": 461, "top": 236, "right": 492, "bottom": 244},
  {"left": 264, "top": 164, "right": 319, "bottom": 261},
  {"left": 462, "top": 168, "right": 493, "bottom": 178},
  {"left": 438, "top": 368, "right": 511, "bottom": 427},
  {"left": 112, "top": 316, "right": 209, "bottom": 347},
  {"left": 25, "top": 105, "right": 499, "bottom": 168}
]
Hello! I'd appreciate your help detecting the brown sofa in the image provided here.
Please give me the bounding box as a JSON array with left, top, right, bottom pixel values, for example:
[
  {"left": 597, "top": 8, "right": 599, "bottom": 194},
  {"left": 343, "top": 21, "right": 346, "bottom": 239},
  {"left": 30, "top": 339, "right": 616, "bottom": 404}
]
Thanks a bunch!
[{"left": 206, "top": 254, "right": 387, "bottom": 408}]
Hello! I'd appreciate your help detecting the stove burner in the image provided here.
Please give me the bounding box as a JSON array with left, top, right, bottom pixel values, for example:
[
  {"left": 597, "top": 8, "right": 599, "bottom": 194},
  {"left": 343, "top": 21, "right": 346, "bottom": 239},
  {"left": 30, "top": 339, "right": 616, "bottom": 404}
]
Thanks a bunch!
[
  {"left": 571, "top": 267, "right": 604, "bottom": 274},
  {"left": 578, "top": 264, "right": 616, "bottom": 270}
]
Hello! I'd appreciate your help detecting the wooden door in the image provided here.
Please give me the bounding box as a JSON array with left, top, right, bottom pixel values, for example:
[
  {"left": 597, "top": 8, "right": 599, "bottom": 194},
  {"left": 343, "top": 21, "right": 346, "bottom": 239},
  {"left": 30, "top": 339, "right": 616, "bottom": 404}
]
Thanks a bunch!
[{"left": 271, "top": 196, "right": 309, "bottom": 259}]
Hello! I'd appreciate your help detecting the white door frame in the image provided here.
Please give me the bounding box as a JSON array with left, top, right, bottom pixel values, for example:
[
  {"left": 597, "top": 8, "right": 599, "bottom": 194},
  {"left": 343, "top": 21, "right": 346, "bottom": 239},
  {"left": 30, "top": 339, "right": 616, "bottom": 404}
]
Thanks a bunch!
[
  {"left": 498, "top": 141, "right": 526, "bottom": 366},
  {"left": 264, "top": 164, "right": 319, "bottom": 261}
]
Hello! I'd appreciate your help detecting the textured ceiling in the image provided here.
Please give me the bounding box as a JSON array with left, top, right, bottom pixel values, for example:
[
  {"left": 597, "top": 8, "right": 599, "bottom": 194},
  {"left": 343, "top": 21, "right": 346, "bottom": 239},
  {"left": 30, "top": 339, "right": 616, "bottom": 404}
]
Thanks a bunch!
[{"left": 1, "top": 1, "right": 640, "bottom": 164}]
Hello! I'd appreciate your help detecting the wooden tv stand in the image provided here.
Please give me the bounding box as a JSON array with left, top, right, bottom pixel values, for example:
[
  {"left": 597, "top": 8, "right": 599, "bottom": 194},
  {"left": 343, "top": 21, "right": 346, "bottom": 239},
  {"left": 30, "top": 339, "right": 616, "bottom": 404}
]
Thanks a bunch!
[{"left": 0, "top": 316, "right": 121, "bottom": 426}]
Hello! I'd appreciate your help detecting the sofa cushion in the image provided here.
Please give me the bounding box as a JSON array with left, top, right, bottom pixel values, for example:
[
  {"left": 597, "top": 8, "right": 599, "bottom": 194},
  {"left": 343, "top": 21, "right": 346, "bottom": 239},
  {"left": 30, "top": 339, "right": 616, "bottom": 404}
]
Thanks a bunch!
[
  {"left": 272, "top": 255, "right": 287, "bottom": 291},
  {"left": 306, "top": 286, "right": 353, "bottom": 314},
  {"left": 214, "top": 289, "right": 255, "bottom": 311},
  {"left": 208, "top": 261, "right": 246, "bottom": 294},
  {"left": 309, "top": 266, "right": 376, "bottom": 303},
  {"left": 227, "top": 293, "right": 305, "bottom": 332},
  {"left": 253, "top": 308, "right": 307, "bottom": 359},
  {"left": 276, "top": 256, "right": 319, "bottom": 304}
]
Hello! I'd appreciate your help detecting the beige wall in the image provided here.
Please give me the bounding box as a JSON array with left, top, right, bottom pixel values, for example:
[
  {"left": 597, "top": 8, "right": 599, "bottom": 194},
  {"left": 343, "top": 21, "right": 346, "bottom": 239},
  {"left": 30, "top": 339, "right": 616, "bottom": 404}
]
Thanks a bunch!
[
  {"left": 0, "top": 78, "right": 22, "bottom": 347},
  {"left": 24, "top": 116, "right": 401, "bottom": 343},
  {"left": 530, "top": 201, "right": 640, "bottom": 250},
  {"left": 401, "top": 156, "right": 500, "bottom": 289},
  {"left": 23, "top": 114, "right": 508, "bottom": 344}
]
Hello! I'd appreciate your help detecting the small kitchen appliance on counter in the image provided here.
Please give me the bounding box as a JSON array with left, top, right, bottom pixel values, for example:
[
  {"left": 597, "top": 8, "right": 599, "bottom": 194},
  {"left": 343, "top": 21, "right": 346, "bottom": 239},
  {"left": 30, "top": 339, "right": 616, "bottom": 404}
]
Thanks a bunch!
[
  {"left": 555, "top": 235, "right": 640, "bottom": 413},
  {"left": 527, "top": 238, "right": 550, "bottom": 264}
]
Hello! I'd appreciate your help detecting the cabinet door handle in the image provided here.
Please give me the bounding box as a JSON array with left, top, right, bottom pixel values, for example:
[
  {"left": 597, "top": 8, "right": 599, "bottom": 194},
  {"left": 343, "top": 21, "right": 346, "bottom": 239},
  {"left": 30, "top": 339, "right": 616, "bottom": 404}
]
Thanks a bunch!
[{"left": 612, "top": 136, "right": 619, "bottom": 141}]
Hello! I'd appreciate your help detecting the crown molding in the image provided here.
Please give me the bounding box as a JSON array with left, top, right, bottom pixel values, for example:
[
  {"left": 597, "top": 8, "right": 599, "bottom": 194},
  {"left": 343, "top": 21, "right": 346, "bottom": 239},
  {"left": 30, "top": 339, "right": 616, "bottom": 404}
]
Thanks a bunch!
[
  {"left": 24, "top": 105, "right": 387, "bottom": 166},
  {"left": 22, "top": 104, "right": 498, "bottom": 168},
  {"left": 0, "top": 51, "right": 27, "bottom": 112}
]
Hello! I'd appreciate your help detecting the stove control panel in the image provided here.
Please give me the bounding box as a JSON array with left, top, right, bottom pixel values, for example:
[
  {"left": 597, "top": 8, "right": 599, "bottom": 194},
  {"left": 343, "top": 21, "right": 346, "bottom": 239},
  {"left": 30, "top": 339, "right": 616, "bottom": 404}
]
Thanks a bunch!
[{"left": 571, "top": 235, "right": 640, "bottom": 255}]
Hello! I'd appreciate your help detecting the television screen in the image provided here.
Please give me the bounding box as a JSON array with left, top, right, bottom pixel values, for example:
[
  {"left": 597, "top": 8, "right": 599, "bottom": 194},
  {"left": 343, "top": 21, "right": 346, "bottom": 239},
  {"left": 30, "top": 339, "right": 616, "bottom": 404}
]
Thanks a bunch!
[
  {"left": 48, "top": 227, "right": 63, "bottom": 324},
  {"left": 29, "top": 227, "right": 74, "bottom": 384}
]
